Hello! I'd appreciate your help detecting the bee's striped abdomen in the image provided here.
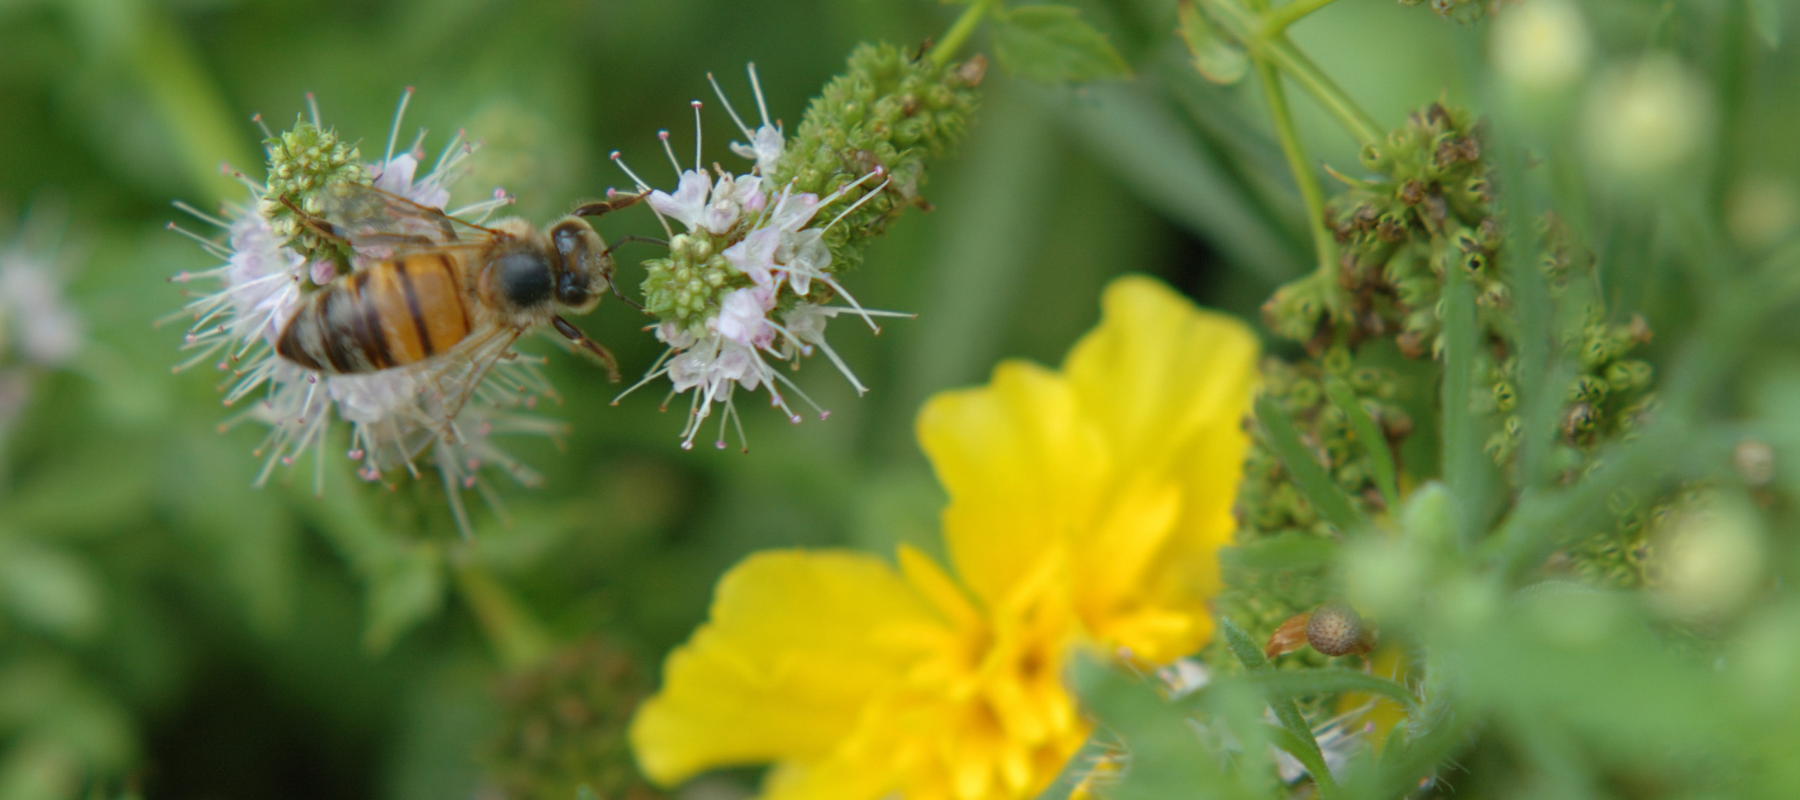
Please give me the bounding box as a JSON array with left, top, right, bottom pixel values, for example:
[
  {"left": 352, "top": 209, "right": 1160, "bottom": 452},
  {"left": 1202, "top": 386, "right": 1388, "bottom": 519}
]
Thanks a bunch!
[{"left": 276, "top": 254, "right": 473, "bottom": 374}]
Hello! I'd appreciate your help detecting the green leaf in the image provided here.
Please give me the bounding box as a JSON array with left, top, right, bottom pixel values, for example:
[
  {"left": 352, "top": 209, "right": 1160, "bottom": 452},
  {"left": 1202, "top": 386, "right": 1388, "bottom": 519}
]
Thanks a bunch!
[
  {"left": 1176, "top": 1, "right": 1247, "bottom": 85},
  {"left": 0, "top": 536, "right": 105, "bottom": 642},
  {"left": 992, "top": 5, "right": 1131, "bottom": 83},
  {"left": 1255, "top": 394, "right": 1370, "bottom": 536},
  {"left": 1220, "top": 532, "right": 1340, "bottom": 570},
  {"left": 1044, "top": 80, "right": 1305, "bottom": 283},
  {"left": 1325, "top": 377, "right": 1399, "bottom": 511},
  {"left": 1239, "top": 669, "right": 1419, "bottom": 712},
  {"left": 1219, "top": 615, "right": 1271, "bottom": 670},
  {"left": 1218, "top": 618, "right": 1340, "bottom": 796},
  {"left": 576, "top": 785, "right": 600, "bottom": 800},
  {"left": 1750, "top": 0, "right": 1781, "bottom": 47},
  {"left": 362, "top": 543, "right": 445, "bottom": 655}
]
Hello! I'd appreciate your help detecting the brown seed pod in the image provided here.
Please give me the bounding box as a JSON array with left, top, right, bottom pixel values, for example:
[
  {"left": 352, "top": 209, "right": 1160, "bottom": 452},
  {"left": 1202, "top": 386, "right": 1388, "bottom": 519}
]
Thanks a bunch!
[{"left": 1305, "top": 600, "right": 1376, "bottom": 657}]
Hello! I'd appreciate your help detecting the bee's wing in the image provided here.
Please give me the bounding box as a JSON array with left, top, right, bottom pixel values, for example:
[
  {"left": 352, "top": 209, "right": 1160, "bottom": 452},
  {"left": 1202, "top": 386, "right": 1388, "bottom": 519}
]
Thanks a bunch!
[
  {"left": 315, "top": 181, "right": 500, "bottom": 254},
  {"left": 363, "top": 324, "right": 525, "bottom": 474}
]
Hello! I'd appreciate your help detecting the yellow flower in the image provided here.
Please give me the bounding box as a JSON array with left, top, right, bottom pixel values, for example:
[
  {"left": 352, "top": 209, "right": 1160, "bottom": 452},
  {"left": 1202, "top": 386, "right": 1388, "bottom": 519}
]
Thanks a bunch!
[{"left": 630, "top": 276, "right": 1259, "bottom": 800}]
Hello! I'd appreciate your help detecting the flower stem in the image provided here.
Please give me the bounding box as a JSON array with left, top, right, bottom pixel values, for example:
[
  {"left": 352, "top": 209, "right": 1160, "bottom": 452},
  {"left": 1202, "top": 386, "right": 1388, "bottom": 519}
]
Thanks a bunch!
[
  {"left": 1256, "top": 59, "right": 1338, "bottom": 279},
  {"left": 1198, "top": 0, "right": 1382, "bottom": 146},
  {"left": 933, "top": 0, "right": 1000, "bottom": 66},
  {"left": 1263, "top": 0, "right": 1343, "bottom": 35},
  {"left": 452, "top": 561, "right": 553, "bottom": 671},
  {"left": 1264, "top": 36, "right": 1384, "bottom": 146}
]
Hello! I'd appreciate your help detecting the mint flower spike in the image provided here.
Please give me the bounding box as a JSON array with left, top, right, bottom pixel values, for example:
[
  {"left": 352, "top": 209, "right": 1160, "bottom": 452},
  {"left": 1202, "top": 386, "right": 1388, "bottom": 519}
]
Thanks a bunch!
[
  {"left": 609, "top": 63, "right": 915, "bottom": 453},
  {"left": 165, "top": 89, "right": 554, "bottom": 536}
]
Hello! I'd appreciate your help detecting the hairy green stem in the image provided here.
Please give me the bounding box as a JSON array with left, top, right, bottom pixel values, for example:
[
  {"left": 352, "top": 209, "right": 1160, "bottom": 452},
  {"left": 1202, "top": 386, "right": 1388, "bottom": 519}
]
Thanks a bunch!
[
  {"left": 933, "top": 0, "right": 1000, "bottom": 66},
  {"left": 1263, "top": 0, "right": 1344, "bottom": 35},
  {"left": 1256, "top": 59, "right": 1338, "bottom": 277}
]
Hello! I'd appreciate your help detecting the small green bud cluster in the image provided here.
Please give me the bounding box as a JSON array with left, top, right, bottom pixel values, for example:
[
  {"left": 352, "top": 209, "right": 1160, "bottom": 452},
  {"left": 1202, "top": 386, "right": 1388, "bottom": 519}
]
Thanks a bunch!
[
  {"left": 482, "top": 639, "right": 660, "bottom": 800},
  {"left": 1213, "top": 352, "right": 1413, "bottom": 674},
  {"left": 1239, "top": 354, "right": 1413, "bottom": 532},
  {"left": 641, "top": 233, "right": 736, "bottom": 326},
  {"left": 1331, "top": 103, "right": 1495, "bottom": 357},
  {"left": 770, "top": 43, "right": 984, "bottom": 278},
  {"left": 1482, "top": 218, "right": 1655, "bottom": 469},
  {"left": 1262, "top": 105, "right": 1495, "bottom": 352},
  {"left": 258, "top": 121, "right": 368, "bottom": 257}
]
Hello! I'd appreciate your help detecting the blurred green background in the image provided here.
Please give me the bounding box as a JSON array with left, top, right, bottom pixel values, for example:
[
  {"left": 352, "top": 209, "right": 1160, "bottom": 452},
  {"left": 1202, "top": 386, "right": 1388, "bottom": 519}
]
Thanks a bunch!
[{"left": 1, "top": 0, "right": 1794, "bottom": 799}]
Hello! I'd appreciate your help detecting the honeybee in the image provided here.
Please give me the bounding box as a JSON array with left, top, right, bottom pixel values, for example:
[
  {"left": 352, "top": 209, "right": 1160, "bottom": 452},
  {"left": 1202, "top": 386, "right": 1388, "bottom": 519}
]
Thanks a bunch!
[{"left": 275, "top": 182, "right": 645, "bottom": 464}]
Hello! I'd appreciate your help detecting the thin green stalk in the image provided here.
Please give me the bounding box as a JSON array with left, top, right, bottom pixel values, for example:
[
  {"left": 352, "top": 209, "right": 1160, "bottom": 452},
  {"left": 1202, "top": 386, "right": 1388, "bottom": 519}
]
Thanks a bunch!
[
  {"left": 452, "top": 561, "right": 553, "bottom": 671},
  {"left": 1265, "top": 36, "right": 1383, "bottom": 146},
  {"left": 1255, "top": 59, "right": 1338, "bottom": 277},
  {"left": 129, "top": 5, "right": 259, "bottom": 204},
  {"left": 932, "top": 0, "right": 1000, "bottom": 66},
  {"left": 1263, "top": 0, "right": 1344, "bottom": 36},
  {"left": 1200, "top": 0, "right": 1381, "bottom": 146}
]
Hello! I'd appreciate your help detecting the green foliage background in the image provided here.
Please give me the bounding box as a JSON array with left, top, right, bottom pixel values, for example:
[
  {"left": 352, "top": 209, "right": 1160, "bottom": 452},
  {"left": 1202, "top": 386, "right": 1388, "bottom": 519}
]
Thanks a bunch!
[{"left": 2, "top": 0, "right": 1799, "bottom": 798}]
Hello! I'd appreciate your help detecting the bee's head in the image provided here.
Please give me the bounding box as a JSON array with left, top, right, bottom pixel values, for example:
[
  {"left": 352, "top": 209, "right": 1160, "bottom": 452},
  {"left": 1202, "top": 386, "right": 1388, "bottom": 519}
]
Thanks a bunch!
[{"left": 547, "top": 216, "right": 611, "bottom": 314}]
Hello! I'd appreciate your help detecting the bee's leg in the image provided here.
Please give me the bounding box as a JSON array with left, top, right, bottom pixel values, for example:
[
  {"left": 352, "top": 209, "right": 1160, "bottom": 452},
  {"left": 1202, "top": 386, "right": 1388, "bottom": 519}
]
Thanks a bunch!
[
  {"left": 276, "top": 194, "right": 353, "bottom": 249},
  {"left": 552, "top": 315, "right": 621, "bottom": 383},
  {"left": 572, "top": 189, "right": 649, "bottom": 219}
]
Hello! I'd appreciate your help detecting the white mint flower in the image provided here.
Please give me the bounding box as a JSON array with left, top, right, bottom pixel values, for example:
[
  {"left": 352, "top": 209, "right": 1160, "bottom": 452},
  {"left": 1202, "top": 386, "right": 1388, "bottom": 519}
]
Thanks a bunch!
[
  {"left": 609, "top": 64, "right": 908, "bottom": 451},
  {"left": 712, "top": 285, "right": 776, "bottom": 349},
  {"left": 0, "top": 202, "right": 85, "bottom": 448},
  {"left": 647, "top": 167, "right": 712, "bottom": 231},
  {"left": 167, "top": 89, "right": 543, "bottom": 536},
  {"left": 0, "top": 250, "right": 83, "bottom": 366}
]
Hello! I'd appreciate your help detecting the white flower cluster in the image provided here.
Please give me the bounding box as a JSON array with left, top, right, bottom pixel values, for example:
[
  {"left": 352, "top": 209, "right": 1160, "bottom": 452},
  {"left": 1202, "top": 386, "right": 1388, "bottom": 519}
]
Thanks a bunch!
[
  {"left": 612, "top": 67, "right": 903, "bottom": 451},
  {"left": 0, "top": 203, "right": 83, "bottom": 445},
  {"left": 168, "top": 92, "right": 544, "bottom": 535}
]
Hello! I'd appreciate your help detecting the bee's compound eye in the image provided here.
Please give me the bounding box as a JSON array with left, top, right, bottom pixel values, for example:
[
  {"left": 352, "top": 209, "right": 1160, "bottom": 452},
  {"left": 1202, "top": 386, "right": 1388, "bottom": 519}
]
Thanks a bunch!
[
  {"left": 496, "top": 251, "right": 554, "bottom": 307},
  {"left": 553, "top": 226, "right": 583, "bottom": 259}
]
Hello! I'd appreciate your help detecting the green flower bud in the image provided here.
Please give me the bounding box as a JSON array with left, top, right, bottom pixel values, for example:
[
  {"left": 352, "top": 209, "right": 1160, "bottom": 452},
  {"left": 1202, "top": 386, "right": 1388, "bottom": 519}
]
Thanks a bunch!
[{"left": 771, "top": 43, "right": 983, "bottom": 274}]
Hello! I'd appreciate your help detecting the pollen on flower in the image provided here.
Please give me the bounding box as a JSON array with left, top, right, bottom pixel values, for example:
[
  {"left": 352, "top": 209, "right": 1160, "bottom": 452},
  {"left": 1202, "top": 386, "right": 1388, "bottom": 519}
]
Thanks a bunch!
[{"left": 166, "top": 89, "right": 552, "bottom": 538}]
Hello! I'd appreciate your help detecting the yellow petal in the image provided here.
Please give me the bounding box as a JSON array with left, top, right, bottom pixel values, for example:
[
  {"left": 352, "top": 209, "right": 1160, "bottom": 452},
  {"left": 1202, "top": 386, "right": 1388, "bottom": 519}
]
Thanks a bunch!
[
  {"left": 917, "top": 362, "right": 1107, "bottom": 611},
  {"left": 1071, "top": 477, "right": 1182, "bottom": 627},
  {"left": 1062, "top": 275, "right": 1258, "bottom": 660},
  {"left": 630, "top": 550, "right": 937, "bottom": 786},
  {"left": 1062, "top": 275, "right": 1258, "bottom": 478},
  {"left": 898, "top": 543, "right": 983, "bottom": 633},
  {"left": 761, "top": 757, "right": 900, "bottom": 800}
]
